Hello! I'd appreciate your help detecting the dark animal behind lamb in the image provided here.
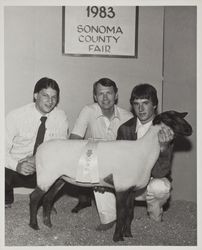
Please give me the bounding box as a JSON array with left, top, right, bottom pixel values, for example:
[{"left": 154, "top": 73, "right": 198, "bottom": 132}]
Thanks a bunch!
[{"left": 153, "top": 110, "right": 192, "bottom": 136}]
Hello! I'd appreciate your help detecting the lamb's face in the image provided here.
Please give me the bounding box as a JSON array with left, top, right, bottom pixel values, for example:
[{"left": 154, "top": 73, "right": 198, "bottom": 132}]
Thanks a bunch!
[{"left": 153, "top": 110, "right": 192, "bottom": 137}]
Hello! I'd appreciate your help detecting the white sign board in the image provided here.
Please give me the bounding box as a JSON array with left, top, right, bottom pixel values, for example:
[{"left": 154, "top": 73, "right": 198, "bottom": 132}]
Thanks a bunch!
[{"left": 63, "top": 6, "right": 138, "bottom": 57}]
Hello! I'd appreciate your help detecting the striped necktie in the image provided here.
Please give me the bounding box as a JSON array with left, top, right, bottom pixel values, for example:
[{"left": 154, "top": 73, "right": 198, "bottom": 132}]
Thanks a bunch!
[{"left": 33, "top": 116, "right": 47, "bottom": 155}]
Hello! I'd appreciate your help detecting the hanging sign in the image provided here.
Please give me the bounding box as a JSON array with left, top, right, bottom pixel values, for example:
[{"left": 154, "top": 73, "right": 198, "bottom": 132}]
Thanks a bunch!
[{"left": 63, "top": 6, "right": 138, "bottom": 57}]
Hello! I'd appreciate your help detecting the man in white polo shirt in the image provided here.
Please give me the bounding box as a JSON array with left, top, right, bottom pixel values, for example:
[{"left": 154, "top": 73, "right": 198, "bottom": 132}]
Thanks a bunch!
[{"left": 70, "top": 78, "right": 133, "bottom": 230}]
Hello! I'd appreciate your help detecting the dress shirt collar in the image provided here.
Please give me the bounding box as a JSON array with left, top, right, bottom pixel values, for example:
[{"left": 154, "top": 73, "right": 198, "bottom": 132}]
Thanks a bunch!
[
  {"left": 136, "top": 118, "right": 153, "bottom": 139},
  {"left": 95, "top": 103, "right": 120, "bottom": 120}
]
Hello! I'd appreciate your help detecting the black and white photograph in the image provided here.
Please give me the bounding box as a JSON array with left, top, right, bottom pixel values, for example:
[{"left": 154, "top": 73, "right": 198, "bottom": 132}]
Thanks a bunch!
[{"left": 0, "top": 0, "right": 200, "bottom": 248}]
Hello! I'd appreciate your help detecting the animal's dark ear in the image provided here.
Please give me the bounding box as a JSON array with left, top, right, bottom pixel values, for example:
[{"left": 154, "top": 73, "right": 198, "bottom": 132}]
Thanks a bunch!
[
  {"left": 179, "top": 112, "right": 188, "bottom": 118},
  {"left": 170, "top": 110, "right": 188, "bottom": 118}
]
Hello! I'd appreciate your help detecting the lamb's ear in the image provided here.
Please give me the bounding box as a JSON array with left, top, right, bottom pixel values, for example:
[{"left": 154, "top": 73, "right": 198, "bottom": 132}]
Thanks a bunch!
[{"left": 179, "top": 112, "right": 188, "bottom": 118}]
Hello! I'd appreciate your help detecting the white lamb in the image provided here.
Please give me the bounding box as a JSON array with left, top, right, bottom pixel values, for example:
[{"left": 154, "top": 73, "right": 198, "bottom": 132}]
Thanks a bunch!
[{"left": 29, "top": 110, "right": 192, "bottom": 242}]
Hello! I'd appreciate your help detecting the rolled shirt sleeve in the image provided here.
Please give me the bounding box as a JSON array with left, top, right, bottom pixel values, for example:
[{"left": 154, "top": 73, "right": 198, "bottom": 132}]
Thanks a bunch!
[{"left": 71, "top": 106, "right": 90, "bottom": 138}]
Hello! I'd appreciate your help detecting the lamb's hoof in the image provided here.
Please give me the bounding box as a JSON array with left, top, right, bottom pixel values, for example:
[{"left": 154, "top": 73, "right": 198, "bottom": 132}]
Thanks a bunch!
[
  {"left": 113, "top": 234, "right": 124, "bottom": 242},
  {"left": 96, "top": 220, "right": 116, "bottom": 231},
  {"left": 123, "top": 231, "right": 133, "bottom": 238},
  {"left": 43, "top": 219, "right": 52, "bottom": 228},
  {"left": 29, "top": 223, "right": 39, "bottom": 230}
]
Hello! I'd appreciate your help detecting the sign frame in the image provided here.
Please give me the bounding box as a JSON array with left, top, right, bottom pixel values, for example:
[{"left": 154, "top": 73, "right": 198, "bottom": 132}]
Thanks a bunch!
[{"left": 62, "top": 6, "right": 139, "bottom": 58}]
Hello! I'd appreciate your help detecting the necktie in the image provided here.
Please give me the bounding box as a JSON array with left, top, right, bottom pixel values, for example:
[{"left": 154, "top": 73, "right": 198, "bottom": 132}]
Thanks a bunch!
[{"left": 33, "top": 116, "right": 47, "bottom": 155}]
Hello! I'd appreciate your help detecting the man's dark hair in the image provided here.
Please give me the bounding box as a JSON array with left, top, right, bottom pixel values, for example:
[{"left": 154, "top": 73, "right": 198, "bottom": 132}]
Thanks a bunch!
[
  {"left": 130, "top": 83, "right": 158, "bottom": 107},
  {"left": 33, "top": 77, "right": 60, "bottom": 104},
  {"left": 93, "top": 78, "right": 118, "bottom": 96}
]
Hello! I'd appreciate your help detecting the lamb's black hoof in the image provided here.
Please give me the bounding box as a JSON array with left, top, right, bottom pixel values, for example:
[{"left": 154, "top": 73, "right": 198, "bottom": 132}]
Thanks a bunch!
[
  {"left": 113, "top": 234, "right": 124, "bottom": 242},
  {"left": 29, "top": 223, "right": 39, "bottom": 230},
  {"left": 43, "top": 219, "right": 52, "bottom": 228},
  {"left": 123, "top": 231, "right": 133, "bottom": 238},
  {"left": 123, "top": 228, "right": 133, "bottom": 237},
  {"left": 96, "top": 220, "right": 116, "bottom": 231}
]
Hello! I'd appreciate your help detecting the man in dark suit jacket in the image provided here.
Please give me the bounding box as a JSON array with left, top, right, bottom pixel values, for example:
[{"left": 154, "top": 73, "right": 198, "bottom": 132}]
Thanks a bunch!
[{"left": 117, "top": 83, "right": 174, "bottom": 222}]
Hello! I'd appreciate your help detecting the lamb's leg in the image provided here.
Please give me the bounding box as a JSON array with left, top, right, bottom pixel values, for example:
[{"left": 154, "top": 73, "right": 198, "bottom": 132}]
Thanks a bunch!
[
  {"left": 29, "top": 187, "right": 46, "bottom": 230},
  {"left": 43, "top": 178, "right": 66, "bottom": 228},
  {"left": 113, "top": 190, "right": 128, "bottom": 242},
  {"left": 123, "top": 188, "right": 135, "bottom": 238}
]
